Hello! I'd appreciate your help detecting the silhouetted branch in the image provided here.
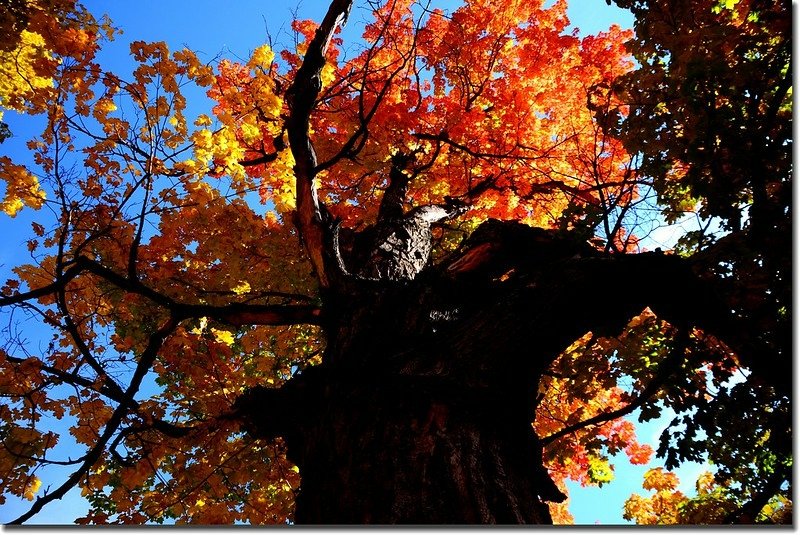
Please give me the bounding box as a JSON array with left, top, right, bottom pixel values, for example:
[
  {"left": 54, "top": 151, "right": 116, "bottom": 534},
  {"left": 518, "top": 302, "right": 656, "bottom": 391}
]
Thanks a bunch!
[{"left": 10, "top": 317, "right": 178, "bottom": 525}]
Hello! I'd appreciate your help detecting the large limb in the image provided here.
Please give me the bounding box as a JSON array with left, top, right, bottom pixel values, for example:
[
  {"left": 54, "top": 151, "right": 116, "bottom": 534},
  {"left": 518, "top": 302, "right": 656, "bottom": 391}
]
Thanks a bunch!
[
  {"left": 285, "top": 0, "right": 354, "bottom": 289},
  {"left": 406, "top": 220, "right": 753, "bottom": 399}
]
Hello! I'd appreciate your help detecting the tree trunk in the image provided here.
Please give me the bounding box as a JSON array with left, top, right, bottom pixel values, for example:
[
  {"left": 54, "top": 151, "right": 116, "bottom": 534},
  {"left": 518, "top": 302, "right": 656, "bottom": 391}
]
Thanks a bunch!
[
  {"left": 286, "top": 369, "right": 557, "bottom": 523},
  {"left": 234, "top": 219, "right": 731, "bottom": 524},
  {"left": 239, "top": 274, "right": 566, "bottom": 523}
]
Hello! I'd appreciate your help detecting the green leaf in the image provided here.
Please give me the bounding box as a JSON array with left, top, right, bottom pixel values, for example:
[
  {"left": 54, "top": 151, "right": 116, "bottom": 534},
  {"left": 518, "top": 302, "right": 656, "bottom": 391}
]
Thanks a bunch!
[{"left": 587, "top": 457, "right": 615, "bottom": 487}]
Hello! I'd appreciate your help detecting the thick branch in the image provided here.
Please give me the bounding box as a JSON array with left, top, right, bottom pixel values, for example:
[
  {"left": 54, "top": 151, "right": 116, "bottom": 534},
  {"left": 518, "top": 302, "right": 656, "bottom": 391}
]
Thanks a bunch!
[
  {"left": 5, "top": 353, "right": 123, "bottom": 404},
  {"left": 2, "top": 256, "right": 322, "bottom": 329},
  {"left": 376, "top": 152, "right": 413, "bottom": 223},
  {"left": 186, "top": 303, "right": 323, "bottom": 327},
  {"left": 0, "top": 261, "right": 85, "bottom": 307},
  {"left": 433, "top": 223, "right": 749, "bottom": 401},
  {"left": 285, "top": 0, "right": 354, "bottom": 289},
  {"left": 75, "top": 256, "right": 323, "bottom": 326}
]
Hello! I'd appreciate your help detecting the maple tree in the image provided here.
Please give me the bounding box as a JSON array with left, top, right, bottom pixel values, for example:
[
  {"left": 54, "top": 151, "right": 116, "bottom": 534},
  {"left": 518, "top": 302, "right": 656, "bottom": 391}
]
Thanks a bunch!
[{"left": 0, "top": 0, "right": 791, "bottom": 525}]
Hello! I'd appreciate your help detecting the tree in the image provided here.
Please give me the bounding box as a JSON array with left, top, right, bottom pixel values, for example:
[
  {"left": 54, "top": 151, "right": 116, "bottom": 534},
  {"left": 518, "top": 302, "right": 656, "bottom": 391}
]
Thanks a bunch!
[{"left": 0, "top": 0, "right": 790, "bottom": 524}]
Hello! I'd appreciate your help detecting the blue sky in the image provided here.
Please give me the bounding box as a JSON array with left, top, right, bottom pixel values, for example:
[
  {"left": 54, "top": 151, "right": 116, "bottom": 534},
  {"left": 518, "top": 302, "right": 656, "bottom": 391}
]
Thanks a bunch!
[{"left": 0, "top": 0, "right": 709, "bottom": 525}]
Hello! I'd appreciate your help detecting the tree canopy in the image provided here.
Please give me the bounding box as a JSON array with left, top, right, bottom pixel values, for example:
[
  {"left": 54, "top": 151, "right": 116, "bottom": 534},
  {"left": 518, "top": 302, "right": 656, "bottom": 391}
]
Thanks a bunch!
[{"left": 0, "top": 0, "right": 791, "bottom": 525}]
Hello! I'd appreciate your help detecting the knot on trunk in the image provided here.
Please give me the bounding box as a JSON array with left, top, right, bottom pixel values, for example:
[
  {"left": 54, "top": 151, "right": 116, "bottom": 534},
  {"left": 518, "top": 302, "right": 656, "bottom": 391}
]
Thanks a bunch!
[{"left": 337, "top": 199, "right": 467, "bottom": 282}]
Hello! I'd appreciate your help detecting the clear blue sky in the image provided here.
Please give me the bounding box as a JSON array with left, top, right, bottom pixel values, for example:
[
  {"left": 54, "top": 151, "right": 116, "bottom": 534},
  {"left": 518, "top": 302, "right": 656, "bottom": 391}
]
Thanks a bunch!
[{"left": 0, "top": 0, "right": 707, "bottom": 525}]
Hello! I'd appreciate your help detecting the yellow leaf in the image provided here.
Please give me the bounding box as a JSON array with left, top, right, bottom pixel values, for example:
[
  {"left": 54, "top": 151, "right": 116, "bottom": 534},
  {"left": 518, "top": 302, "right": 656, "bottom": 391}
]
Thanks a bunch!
[
  {"left": 191, "top": 317, "right": 208, "bottom": 335},
  {"left": 211, "top": 328, "right": 235, "bottom": 346},
  {"left": 0, "top": 158, "right": 47, "bottom": 216},
  {"left": 248, "top": 44, "right": 275, "bottom": 69},
  {"left": 320, "top": 62, "right": 337, "bottom": 88},
  {"left": 232, "top": 281, "right": 251, "bottom": 295},
  {"left": 0, "top": 30, "right": 54, "bottom": 115},
  {"left": 240, "top": 121, "right": 261, "bottom": 145},
  {"left": 642, "top": 467, "right": 679, "bottom": 492},
  {"left": 194, "top": 114, "right": 212, "bottom": 127},
  {"left": 23, "top": 476, "right": 42, "bottom": 501}
]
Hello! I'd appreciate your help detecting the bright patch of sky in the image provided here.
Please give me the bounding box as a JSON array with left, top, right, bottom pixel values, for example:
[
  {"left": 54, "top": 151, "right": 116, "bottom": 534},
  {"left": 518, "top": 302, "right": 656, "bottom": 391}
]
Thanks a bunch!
[{"left": 565, "top": 407, "right": 709, "bottom": 525}]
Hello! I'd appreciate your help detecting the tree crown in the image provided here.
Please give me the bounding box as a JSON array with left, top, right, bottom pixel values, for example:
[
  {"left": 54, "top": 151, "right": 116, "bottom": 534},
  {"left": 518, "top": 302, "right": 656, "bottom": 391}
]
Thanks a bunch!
[{"left": 0, "top": 0, "right": 791, "bottom": 525}]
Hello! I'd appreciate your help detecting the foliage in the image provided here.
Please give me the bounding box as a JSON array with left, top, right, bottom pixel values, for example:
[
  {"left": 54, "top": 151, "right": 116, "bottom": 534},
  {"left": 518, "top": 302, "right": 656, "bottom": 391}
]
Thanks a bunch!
[
  {"left": 0, "top": 0, "right": 113, "bottom": 143},
  {"left": 0, "top": 0, "right": 791, "bottom": 526},
  {"left": 624, "top": 468, "right": 792, "bottom": 525},
  {"left": 612, "top": 0, "right": 790, "bottom": 228},
  {"left": 608, "top": 0, "right": 792, "bottom": 524}
]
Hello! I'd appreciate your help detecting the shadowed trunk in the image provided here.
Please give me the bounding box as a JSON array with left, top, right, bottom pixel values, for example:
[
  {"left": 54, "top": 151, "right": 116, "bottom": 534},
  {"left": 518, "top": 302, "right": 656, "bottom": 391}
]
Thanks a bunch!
[
  {"left": 234, "top": 219, "right": 734, "bottom": 524},
  {"left": 287, "top": 277, "right": 566, "bottom": 523},
  {"left": 239, "top": 275, "right": 566, "bottom": 523}
]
